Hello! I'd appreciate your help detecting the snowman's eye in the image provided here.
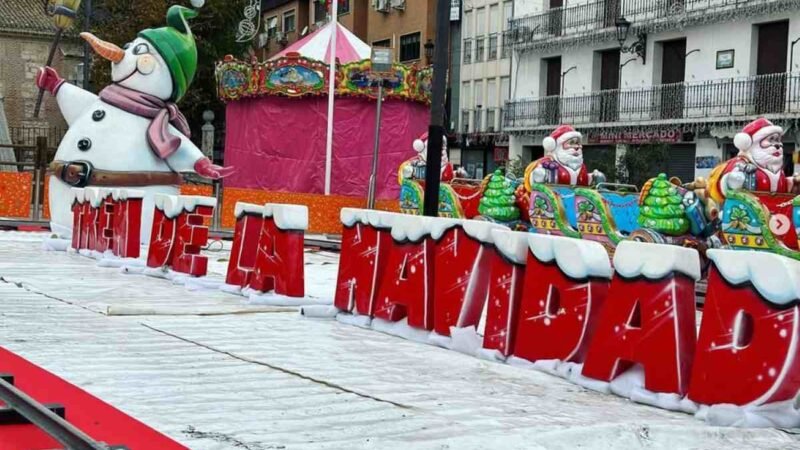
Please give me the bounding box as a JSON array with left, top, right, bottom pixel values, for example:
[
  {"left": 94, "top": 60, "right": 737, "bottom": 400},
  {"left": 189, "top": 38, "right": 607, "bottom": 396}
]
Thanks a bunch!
[{"left": 133, "top": 43, "right": 150, "bottom": 55}]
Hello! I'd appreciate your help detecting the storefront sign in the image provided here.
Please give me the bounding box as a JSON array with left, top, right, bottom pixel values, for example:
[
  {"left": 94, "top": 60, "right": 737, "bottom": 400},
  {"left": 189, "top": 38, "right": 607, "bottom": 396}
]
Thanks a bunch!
[
  {"left": 450, "top": 0, "right": 460, "bottom": 21},
  {"left": 589, "top": 129, "right": 683, "bottom": 144},
  {"left": 493, "top": 146, "right": 509, "bottom": 162}
]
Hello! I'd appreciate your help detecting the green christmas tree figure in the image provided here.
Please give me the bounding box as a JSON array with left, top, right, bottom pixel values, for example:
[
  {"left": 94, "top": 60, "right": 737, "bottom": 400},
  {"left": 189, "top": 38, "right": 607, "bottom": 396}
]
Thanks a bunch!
[
  {"left": 638, "top": 173, "right": 689, "bottom": 236},
  {"left": 479, "top": 169, "right": 520, "bottom": 222}
]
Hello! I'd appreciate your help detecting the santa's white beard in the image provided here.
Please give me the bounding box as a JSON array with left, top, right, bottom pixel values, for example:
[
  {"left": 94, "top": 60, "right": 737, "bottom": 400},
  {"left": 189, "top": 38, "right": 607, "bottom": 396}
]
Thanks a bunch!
[
  {"left": 751, "top": 146, "right": 784, "bottom": 174},
  {"left": 555, "top": 151, "right": 583, "bottom": 171}
]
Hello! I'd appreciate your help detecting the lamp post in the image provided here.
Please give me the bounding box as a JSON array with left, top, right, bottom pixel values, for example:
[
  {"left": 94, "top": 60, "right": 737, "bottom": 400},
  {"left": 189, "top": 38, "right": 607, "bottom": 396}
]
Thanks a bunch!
[
  {"left": 422, "top": 0, "right": 450, "bottom": 217},
  {"left": 34, "top": 0, "right": 83, "bottom": 118},
  {"left": 560, "top": 66, "right": 577, "bottom": 98},
  {"left": 367, "top": 47, "right": 393, "bottom": 209},
  {"left": 615, "top": 16, "right": 646, "bottom": 64},
  {"left": 424, "top": 39, "right": 434, "bottom": 65}
]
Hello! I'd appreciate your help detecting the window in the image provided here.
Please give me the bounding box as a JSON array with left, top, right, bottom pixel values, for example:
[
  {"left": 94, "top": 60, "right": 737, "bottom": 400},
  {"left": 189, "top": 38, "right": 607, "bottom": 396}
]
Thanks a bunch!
[
  {"left": 489, "top": 4, "right": 499, "bottom": 34},
  {"left": 476, "top": 36, "right": 485, "bottom": 62},
  {"left": 339, "top": 0, "right": 350, "bottom": 14},
  {"left": 464, "top": 10, "right": 473, "bottom": 38},
  {"left": 500, "top": 76, "right": 510, "bottom": 103},
  {"left": 400, "top": 32, "right": 421, "bottom": 62},
  {"left": 314, "top": 1, "right": 327, "bottom": 23},
  {"left": 462, "top": 81, "right": 472, "bottom": 109},
  {"left": 474, "top": 81, "right": 484, "bottom": 108},
  {"left": 283, "top": 10, "right": 296, "bottom": 33},
  {"left": 373, "top": 38, "right": 391, "bottom": 48},
  {"left": 266, "top": 16, "right": 278, "bottom": 38},
  {"left": 503, "top": 1, "right": 512, "bottom": 30},
  {"left": 488, "top": 34, "right": 498, "bottom": 60},
  {"left": 463, "top": 39, "right": 472, "bottom": 64},
  {"left": 476, "top": 7, "right": 485, "bottom": 35},
  {"left": 487, "top": 79, "right": 497, "bottom": 107}
]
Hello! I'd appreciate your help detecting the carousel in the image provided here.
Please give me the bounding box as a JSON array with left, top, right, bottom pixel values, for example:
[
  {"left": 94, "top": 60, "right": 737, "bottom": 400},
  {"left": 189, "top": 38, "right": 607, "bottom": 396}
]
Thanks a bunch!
[{"left": 215, "top": 21, "right": 432, "bottom": 232}]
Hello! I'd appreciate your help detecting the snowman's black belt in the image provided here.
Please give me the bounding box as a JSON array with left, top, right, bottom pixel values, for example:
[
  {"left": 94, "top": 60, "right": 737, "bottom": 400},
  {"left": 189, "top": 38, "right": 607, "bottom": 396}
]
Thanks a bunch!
[{"left": 50, "top": 160, "right": 183, "bottom": 188}]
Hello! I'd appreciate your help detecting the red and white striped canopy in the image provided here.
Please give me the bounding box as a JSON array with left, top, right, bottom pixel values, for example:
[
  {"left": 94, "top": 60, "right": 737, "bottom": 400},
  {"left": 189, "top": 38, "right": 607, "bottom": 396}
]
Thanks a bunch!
[{"left": 271, "top": 22, "right": 371, "bottom": 64}]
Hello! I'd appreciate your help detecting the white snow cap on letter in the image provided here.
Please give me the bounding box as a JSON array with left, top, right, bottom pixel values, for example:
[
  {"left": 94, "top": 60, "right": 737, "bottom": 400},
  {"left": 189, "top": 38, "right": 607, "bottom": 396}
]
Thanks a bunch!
[
  {"left": 264, "top": 203, "right": 308, "bottom": 231},
  {"left": 708, "top": 249, "right": 800, "bottom": 305},
  {"left": 154, "top": 194, "right": 216, "bottom": 219},
  {"left": 430, "top": 217, "right": 463, "bottom": 240},
  {"left": 84, "top": 187, "right": 111, "bottom": 208},
  {"left": 391, "top": 214, "right": 435, "bottom": 242},
  {"left": 70, "top": 188, "right": 86, "bottom": 205},
  {"left": 462, "top": 219, "right": 509, "bottom": 243},
  {"left": 614, "top": 241, "right": 700, "bottom": 281},
  {"left": 340, "top": 208, "right": 398, "bottom": 229},
  {"left": 528, "top": 234, "right": 613, "bottom": 279},
  {"left": 235, "top": 202, "right": 265, "bottom": 219},
  {"left": 110, "top": 188, "right": 145, "bottom": 201},
  {"left": 492, "top": 229, "right": 530, "bottom": 265}
]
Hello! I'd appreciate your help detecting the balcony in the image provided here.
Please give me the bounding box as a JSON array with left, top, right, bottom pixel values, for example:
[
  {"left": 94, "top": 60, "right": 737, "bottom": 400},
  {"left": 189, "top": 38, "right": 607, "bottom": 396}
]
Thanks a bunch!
[
  {"left": 503, "top": 73, "right": 800, "bottom": 131},
  {"left": 505, "top": 0, "right": 795, "bottom": 52}
]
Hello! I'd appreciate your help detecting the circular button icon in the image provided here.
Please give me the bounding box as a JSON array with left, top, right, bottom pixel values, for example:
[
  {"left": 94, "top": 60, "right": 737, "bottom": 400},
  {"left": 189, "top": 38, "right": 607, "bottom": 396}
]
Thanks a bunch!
[{"left": 769, "top": 214, "right": 791, "bottom": 235}]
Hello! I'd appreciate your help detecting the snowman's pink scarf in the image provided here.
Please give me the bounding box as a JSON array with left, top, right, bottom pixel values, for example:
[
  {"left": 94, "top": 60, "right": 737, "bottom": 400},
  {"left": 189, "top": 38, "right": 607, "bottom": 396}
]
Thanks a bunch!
[{"left": 99, "top": 84, "right": 191, "bottom": 160}]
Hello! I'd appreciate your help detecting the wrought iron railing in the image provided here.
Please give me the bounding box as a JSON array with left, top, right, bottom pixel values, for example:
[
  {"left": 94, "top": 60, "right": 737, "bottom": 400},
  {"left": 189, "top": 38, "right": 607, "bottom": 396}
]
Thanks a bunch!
[
  {"left": 507, "top": 0, "right": 791, "bottom": 50},
  {"left": 503, "top": 72, "right": 800, "bottom": 129}
]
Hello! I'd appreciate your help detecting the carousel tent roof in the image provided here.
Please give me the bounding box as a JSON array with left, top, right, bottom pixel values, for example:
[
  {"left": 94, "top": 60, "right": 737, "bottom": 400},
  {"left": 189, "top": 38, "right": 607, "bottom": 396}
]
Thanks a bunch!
[{"left": 270, "top": 21, "right": 371, "bottom": 64}]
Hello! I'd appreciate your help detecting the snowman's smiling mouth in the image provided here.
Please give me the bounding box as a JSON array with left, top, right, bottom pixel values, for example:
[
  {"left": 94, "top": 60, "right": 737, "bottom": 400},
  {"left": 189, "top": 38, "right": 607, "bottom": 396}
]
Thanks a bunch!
[{"left": 113, "top": 67, "right": 140, "bottom": 84}]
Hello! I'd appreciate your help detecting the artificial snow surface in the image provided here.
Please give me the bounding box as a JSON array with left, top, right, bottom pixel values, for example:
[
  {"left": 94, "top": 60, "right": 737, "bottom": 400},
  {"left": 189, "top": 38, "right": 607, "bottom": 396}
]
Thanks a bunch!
[
  {"left": 529, "top": 233, "right": 613, "bottom": 279},
  {"left": 614, "top": 241, "right": 701, "bottom": 281},
  {"left": 1, "top": 231, "right": 799, "bottom": 448},
  {"left": 707, "top": 248, "right": 800, "bottom": 305}
]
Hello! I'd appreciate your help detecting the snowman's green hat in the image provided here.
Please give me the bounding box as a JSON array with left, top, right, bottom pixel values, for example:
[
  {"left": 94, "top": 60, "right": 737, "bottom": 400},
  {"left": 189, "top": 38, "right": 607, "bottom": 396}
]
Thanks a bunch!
[{"left": 138, "top": 5, "right": 198, "bottom": 102}]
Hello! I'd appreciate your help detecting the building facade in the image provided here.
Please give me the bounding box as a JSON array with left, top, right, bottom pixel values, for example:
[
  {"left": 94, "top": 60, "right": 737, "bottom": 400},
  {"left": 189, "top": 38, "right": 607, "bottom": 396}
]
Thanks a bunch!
[
  {"left": 0, "top": 0, "right": 83, "bottom": 132},
  {"left": 504, "top": 0, "right": 800, "bottom": 183},
  {"left": 455, "top": 0, "right": 514, "bottom": 179}
]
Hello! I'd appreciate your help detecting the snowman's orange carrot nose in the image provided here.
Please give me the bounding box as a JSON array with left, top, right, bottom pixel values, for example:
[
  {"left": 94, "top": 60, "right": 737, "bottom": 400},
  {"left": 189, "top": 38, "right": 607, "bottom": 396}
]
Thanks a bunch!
[{"left": 80, "top": 32, "right": 124, "bottom": 63}]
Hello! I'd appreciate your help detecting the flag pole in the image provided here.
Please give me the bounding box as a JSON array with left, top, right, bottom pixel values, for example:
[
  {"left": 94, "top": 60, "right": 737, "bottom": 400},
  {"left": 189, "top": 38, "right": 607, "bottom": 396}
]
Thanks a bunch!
[{"left": 324, "top": 1, "right": 338, "bottom": 195}]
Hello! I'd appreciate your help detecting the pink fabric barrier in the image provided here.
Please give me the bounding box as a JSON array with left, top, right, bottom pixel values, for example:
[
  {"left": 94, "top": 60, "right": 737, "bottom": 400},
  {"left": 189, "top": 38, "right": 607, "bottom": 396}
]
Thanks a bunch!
[{"left": 224, "top": 96, "right": 430, "bottom": 199}]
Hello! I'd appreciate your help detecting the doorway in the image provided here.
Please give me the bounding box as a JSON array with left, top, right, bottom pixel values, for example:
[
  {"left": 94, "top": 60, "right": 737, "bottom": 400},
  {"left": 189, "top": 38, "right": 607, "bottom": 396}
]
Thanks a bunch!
[
  {"left": 542, "top": 56, "right": 562, "bottom": 124},
  {"left": 660, "top": 38, "right": 686, "bottom": 120},
  {"left": 597, "top": 49, "right": 620, "bottom": 122},
  {"left": 755, "top": 21, "right": 788, "bottom": 114},
  {"left": 548, "top": 0, "right": 563, "bottom": 36}
]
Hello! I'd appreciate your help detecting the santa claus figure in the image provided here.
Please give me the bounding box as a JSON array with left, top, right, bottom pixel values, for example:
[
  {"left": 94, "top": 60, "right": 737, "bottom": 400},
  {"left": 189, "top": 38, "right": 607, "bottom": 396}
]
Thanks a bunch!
[
  {"left": 709, "top": 118, "right": 794, "bottom": 202},
  {"left": 524, "top": 125, "right": 604, "bottom": 189},
  {"left": 401, "top": 132, "right": 454, "bottom": 182}
]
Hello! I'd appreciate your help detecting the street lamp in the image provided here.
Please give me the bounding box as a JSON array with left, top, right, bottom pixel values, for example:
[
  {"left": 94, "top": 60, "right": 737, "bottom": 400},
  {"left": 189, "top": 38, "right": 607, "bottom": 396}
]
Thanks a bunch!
[
  {"left": 615, "top": 16, "right": 647, "bottom": 64},
  {"left": 367, "top": 46, "right": 393, "bottom": 209},
  {"left": 424, "top": 39, "right": 434, "bottom": 64}
]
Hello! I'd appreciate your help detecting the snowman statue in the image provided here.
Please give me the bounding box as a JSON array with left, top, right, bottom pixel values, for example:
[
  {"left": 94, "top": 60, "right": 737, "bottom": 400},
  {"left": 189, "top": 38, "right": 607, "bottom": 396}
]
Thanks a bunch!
[{"left": 36, "top": 4, "right": 232, "bottom": 241}]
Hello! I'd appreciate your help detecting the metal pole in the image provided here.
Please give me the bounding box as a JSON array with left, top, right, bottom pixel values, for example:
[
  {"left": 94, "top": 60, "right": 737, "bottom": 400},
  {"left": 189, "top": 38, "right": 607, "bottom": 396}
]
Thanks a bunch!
[
  {"left": 83, "top": 0, "right": 92, "bottom": 90},
  {"left": 33, "top": 29, "right": 63, "bottom": 118},
  {"left": 324, "top": 2, "right": 339, "bottom": 195},
  {"left": 367, "top": 81, "right": 383, "bottom": 209},
  {"left": 423, "top": 0, "right": 451, "bottom": 217},
  {"left": 0, "top": 378, "right": 106, "bottom": 450}
]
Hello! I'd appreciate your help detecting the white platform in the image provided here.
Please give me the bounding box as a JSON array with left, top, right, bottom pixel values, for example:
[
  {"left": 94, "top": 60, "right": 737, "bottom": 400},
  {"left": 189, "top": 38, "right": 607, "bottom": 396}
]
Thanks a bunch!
[{"left": 0, "top": 231, "right": 796, "bottom": 449}]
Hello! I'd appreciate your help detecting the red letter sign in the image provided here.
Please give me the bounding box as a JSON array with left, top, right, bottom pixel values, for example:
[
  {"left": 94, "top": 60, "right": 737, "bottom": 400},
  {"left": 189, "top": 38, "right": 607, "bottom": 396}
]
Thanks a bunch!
[
  {"left": 226, "top": 203, "right": 265, "bottom": 288},
  {"left": 146, "top": 194, "right": 216, "bottom": 276},
  {"left": 373, "top": 216, "right": 435, "bottom": 330},
  {"left": 689, "top": 249, "right": 800, "bottom": 406},
  {"left": 334, "top": 209, "right": 392, "bottom": 315},
  {"left": 110, "top": 189, "right": 143, "bottom": 259},
  {"left": 513, "top": 234, "right": 612, "bottom": 363},
  {"left": 482, "top": 229, "right": 529, "bottom": 357},
  {"left": 70, "top": 188, "right": 87, "bottom": 250},
  {"left": 582, "top": 242, "right": 700, "bottom": 395},
  {"left": 248, "top": 204, "right": 308, "bottom": 297}
]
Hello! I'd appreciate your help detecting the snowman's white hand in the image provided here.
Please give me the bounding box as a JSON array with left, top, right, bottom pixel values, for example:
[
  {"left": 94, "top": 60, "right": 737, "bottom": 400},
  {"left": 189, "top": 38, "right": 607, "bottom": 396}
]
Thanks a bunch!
[{"left": 194, "top": 157, "right": 235, "bottom": 179}]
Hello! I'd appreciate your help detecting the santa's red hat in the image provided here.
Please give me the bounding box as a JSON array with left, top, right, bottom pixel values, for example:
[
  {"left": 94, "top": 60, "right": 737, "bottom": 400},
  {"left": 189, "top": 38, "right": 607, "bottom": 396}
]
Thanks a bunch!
[
  {"left": 413, "top": 132, "right": 428, "bottom": 153},
  {"left": 734, "top": 118, "right": 783, "bottom": 152},
  {"left": 543, "top": 125, "right": 581, "bottom": 153}
]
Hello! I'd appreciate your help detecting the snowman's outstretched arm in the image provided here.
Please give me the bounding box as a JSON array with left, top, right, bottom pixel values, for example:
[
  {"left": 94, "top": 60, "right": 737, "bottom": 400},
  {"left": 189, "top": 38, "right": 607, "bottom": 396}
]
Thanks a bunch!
[
  {"left": 36, "top": 67, "right": 97, "bottom": 126},
  {"left": 166, "top": 132, "right": 235, "bottom": 179},
  {"left": 166, "top": 133, "right": 206, "bottom": 173}
]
